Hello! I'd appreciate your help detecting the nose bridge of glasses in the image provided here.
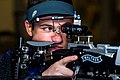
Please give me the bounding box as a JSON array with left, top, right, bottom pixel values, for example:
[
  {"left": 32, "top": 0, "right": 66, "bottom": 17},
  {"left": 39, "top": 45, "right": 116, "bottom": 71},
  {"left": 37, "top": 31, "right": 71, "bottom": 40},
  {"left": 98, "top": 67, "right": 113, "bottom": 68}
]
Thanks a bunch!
[{"left": 52, "top": 20, "right": 62, "bottom": 33}]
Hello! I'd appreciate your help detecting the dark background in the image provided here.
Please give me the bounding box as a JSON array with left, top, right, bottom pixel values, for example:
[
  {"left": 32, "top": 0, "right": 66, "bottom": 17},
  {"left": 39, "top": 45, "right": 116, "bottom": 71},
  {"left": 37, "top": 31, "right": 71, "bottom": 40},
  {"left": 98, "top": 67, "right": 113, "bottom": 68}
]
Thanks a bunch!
[{"left": 0, "top": 0, "right": 120, "bottom": 55}]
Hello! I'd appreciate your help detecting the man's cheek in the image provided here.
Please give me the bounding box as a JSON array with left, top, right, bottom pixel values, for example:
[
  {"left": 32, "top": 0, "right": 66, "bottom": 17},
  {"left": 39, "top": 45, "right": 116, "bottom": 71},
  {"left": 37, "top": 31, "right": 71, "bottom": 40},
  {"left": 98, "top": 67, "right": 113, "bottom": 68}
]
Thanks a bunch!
[{"left": 38, "top": 35, "right": 52, "bottom": 41}]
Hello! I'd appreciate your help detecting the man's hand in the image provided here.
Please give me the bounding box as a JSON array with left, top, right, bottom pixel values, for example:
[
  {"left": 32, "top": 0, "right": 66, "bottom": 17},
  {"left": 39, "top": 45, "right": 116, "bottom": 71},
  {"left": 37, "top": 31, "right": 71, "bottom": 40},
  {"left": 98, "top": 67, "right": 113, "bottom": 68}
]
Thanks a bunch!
[{"left": 42, "top": 55, "right": 78, "bottom": 76}]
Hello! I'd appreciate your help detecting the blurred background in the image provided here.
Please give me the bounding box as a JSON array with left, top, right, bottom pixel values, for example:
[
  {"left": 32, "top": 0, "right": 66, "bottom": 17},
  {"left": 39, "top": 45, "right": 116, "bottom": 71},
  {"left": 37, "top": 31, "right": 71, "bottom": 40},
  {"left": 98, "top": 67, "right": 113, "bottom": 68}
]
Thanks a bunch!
[{"left": 0, "top": 0, "right": 120, "bottom": 55}]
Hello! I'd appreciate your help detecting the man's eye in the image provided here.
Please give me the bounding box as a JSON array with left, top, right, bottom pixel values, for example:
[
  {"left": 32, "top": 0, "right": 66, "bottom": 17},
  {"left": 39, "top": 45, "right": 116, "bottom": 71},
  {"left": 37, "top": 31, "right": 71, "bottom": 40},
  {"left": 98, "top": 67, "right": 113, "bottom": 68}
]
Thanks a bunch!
[{"left": 42, "top": 27, "right": 53, "bottom": 32}]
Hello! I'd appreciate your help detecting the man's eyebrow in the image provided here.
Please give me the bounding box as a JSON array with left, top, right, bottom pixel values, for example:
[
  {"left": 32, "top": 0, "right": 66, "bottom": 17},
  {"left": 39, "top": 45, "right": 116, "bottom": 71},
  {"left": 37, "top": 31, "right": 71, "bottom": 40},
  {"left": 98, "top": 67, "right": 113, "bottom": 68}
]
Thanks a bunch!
[{"left": 39, "top": 24, "right": 53, "bottom": 27}]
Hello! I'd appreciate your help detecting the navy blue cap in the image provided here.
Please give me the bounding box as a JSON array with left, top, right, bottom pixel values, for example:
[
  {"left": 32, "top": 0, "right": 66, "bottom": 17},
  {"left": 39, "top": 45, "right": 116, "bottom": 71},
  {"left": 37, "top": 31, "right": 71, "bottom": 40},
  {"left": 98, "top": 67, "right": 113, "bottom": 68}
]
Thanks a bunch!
[{"left": 25, "top": 1, "right": 74, "bottom": 22}]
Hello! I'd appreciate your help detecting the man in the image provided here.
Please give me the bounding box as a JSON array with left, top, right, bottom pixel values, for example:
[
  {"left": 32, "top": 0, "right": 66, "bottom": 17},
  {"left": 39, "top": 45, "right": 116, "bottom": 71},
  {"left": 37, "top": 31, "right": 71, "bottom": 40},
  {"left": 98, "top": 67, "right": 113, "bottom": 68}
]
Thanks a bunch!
[
  {"left": 0, "top": 0, "right": 78, "bottom": 79},
  {"left": 25, "top": 0, "right": 78, "bottom": 77}
]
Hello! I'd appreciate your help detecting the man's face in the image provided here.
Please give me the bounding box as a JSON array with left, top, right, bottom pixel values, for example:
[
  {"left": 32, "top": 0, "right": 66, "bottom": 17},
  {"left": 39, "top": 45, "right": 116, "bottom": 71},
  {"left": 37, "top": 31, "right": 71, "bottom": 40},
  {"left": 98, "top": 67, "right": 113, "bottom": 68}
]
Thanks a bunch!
[{"left": 27, "top": 16, "right": 73, "bottom": 52}]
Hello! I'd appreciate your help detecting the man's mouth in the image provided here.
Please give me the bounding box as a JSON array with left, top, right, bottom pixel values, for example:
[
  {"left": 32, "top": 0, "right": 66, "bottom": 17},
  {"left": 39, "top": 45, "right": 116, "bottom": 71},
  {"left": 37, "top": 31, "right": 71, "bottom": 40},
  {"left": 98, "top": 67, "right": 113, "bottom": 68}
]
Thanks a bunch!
[{"left": 47, "top": 45, "right": 63, "bottom": 53}]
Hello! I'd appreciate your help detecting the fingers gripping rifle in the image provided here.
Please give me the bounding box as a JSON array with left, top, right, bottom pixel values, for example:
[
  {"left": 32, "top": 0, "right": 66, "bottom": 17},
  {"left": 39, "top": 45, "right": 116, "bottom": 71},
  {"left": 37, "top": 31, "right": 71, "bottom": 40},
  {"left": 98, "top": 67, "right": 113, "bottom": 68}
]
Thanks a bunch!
[{"left": 55, "top": 24, "right": 120, "bottom": 80}]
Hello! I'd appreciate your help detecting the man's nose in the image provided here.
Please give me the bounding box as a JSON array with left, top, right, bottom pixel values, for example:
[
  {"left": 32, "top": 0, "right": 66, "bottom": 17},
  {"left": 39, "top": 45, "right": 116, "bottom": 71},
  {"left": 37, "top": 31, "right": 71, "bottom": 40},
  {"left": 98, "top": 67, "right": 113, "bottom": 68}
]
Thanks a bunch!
[{"left": 51, "top": 33, "right": 63, "bottom": 43}]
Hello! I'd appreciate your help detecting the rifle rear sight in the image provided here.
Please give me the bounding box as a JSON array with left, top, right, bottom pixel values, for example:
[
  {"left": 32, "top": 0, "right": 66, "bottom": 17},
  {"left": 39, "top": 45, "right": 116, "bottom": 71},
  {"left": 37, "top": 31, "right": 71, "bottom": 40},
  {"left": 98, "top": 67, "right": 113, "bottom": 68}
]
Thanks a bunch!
[{"left": 62, "top": 25, "right": 93, "bottom": 43}]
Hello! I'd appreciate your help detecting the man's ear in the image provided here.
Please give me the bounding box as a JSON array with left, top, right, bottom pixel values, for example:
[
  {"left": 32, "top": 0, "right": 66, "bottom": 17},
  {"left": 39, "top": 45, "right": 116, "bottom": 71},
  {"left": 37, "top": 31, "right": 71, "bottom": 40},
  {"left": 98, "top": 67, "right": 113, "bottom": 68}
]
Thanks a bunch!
[{"left": 24, "top": 20, "right": 33, "bottom": 36}]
